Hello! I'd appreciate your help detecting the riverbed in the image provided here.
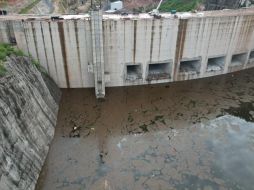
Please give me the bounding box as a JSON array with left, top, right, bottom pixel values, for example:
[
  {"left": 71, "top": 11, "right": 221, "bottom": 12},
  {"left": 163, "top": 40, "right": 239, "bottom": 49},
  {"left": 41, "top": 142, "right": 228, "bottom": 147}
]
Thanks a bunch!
[{"left": 36, "top": 68, "right": 254, "bottom": 190}]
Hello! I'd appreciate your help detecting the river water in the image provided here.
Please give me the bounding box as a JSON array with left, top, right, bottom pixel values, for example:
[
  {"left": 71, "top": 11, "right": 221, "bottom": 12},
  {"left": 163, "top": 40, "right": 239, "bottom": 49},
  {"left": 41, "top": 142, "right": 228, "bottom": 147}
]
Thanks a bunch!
[{"left": 36, "top": 68, "right": 254, "bottom": 190}]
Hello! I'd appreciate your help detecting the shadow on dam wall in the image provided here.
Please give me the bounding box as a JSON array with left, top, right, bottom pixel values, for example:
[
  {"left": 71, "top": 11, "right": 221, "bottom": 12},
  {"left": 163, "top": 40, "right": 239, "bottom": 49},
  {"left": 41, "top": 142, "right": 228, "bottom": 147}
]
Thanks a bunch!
[{"left": 36, "top": 68, "right": 254, "bottom": 190}]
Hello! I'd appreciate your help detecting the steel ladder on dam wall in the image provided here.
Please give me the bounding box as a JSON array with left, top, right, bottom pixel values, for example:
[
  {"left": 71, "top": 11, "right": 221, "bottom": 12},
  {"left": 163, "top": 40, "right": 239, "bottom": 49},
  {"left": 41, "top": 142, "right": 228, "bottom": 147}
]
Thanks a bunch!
[{"left": 91, "top": 10, "right": 105, "bottom": 98}]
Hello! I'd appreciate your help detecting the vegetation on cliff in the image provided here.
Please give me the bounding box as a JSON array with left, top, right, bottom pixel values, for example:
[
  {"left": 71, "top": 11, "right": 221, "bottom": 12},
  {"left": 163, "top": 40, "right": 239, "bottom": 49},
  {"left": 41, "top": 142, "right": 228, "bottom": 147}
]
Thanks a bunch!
[
  {"left": 0, "top": 43, "right": 24, "bottom": 77},
  {"left": 19, "top": 0, "right": 41, "bottom": 14},
  {"left": 159, "top": 0, "right": 203, "bottom": 12},
  {"left": 0, "top": 43, "right": 24, "bottom": 61},
  {"left": 0, "top": 43, "right": 43, "bottom": 77},
  {"left": 0, "top": 63, "right": 6, "bottom": 77}
]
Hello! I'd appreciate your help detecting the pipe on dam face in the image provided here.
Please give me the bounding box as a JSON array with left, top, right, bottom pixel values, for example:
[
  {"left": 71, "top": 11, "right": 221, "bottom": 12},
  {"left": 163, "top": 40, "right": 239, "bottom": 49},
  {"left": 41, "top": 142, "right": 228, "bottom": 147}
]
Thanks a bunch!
[{"left": 0, "top": 9, "right": 254, "bottom": 97}]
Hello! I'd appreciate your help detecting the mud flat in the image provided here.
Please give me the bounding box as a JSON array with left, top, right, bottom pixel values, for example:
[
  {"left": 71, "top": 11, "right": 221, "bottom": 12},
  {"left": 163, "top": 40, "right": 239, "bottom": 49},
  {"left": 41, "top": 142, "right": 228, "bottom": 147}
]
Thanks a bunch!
[{"left": 36, "top": 68, "right": 254, "bottom": 190}]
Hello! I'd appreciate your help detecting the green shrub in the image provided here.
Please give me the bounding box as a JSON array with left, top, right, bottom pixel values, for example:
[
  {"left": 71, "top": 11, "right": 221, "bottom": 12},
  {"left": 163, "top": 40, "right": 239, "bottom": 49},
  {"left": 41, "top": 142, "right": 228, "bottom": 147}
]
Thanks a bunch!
[
  {"left": 0, "top": 43, "right": 14, "bottom": 61},
  {"left": 0, "top": 51, "right": 7, "bottom": 61},
  {"left": 0, "top": 43, "right": 26, "bottom": 61},
  {"left": 31, "top": 59, "right": 40, "bottom": 68}
]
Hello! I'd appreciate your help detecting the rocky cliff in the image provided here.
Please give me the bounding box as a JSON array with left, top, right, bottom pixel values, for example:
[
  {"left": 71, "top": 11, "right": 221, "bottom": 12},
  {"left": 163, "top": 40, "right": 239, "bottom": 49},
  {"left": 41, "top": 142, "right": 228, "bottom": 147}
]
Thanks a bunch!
[
  {"left": 205, "top": 0, "right": 254, "bottom": 10},
  {"left": 0, "top": 56, "right": 61, "bottom": 190}
]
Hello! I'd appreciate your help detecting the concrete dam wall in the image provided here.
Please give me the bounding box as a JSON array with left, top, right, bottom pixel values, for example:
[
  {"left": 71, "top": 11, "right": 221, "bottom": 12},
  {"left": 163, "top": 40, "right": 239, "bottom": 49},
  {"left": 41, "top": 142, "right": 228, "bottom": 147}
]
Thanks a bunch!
[{"left": 0, "top": 8, "right": 254, "bottom": 97}]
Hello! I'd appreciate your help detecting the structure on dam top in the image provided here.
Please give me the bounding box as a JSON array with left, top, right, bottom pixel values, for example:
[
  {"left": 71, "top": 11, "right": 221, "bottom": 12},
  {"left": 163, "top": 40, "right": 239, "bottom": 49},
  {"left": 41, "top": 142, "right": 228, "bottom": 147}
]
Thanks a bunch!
[{"left": 0, "top": 8, "right": 254, "bottom": 98}]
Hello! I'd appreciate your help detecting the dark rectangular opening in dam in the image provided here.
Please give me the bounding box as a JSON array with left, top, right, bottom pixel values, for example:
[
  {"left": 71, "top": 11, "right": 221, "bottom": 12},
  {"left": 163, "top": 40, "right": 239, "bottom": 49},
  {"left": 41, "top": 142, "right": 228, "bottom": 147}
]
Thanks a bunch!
[
  {"left": 206, "top": 56, "right": 225, "bottom": 72},
  {"left": 248, "top": 50, "right": 254, "bottom": 64},
  {"left": 250, "top": 51, "right": 254, "bottom": 59},
  {"left": 126, "top": 64, "right": 142, "bottom": 81},
  {"left": 231, "top": 53, "right": 247, "bottom": 66},
  {"left": 147, "top": 62, "right": 171, "bottom": 81},
  {"left": 180, "top": 59, "right": 201, "bottom": 73}
]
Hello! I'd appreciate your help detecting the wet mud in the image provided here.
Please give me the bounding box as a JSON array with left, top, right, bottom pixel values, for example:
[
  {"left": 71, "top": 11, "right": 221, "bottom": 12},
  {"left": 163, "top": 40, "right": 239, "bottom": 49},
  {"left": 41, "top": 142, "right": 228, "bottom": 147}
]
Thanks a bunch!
[{"left": 36, "top": 68, "right": 254, "bottom": 190}]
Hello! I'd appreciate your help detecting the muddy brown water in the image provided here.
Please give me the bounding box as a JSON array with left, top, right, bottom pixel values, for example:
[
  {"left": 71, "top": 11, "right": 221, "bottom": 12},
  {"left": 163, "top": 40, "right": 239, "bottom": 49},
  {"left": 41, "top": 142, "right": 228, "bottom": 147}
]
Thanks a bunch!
[{"left": 36, "top": 68, "right": 254, "bottom": 190}]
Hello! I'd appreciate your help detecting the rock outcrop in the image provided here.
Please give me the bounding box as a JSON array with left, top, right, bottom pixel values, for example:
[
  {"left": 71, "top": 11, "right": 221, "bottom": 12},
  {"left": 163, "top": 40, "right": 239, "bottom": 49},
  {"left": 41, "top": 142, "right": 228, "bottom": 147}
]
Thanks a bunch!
[{"left": 0, "top": 56, "right": 61, "bottom": 190}]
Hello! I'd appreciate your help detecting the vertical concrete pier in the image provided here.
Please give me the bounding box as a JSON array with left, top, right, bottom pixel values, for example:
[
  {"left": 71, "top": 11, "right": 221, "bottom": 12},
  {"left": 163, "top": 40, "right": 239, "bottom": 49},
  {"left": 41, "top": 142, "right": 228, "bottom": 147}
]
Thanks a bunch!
[{"left": 91, "top": 10, "right": 105, "bottom": 98}]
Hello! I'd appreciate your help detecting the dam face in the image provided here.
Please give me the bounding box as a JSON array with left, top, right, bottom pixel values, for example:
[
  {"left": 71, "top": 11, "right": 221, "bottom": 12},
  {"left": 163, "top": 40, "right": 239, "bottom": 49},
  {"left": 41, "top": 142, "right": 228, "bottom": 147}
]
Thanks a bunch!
[{"left": 0, "top": 9, "right": 254, "bottom": 97}]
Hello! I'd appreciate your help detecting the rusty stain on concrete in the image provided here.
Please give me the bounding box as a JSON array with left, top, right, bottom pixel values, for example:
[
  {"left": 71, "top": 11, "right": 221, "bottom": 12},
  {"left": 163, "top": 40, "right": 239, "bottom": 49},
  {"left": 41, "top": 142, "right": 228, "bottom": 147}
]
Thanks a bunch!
[
  {"left": 133, "top": 20, "right": 137, "bottom": 64},
  {"left": 40, "top": 21, "right": 50, "bottom": 73},
  {"left": 74, "top": 20, "right": 83, "bottom": 87},
  {"left": 58, "top": 22, "right": 70, "bottom": 88},
  {"left": 174, "top": 19, "right": 187, "bottom": 80}
]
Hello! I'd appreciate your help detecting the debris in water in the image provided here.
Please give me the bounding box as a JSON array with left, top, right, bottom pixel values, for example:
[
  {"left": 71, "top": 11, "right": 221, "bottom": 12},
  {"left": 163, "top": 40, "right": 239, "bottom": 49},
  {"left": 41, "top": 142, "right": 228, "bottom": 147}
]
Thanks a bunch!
[{"left": 69, "top": 126, "right": 80, "bottom": 138}]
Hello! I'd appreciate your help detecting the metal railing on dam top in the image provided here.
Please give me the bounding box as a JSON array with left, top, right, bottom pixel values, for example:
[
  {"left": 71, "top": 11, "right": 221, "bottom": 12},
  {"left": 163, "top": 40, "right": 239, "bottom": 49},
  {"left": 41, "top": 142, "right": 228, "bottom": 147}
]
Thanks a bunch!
[{"left": 0, "top": 8, "right": 254, "bottom": 98}]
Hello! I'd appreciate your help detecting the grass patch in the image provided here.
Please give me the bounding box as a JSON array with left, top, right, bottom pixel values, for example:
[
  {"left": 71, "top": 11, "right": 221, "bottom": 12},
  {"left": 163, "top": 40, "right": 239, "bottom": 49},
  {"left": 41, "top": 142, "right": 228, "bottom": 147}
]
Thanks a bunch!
[
  {"left": 159, "top": 0, "right": 203, "bottom": 12},
  {"left": 0, "top": 43, "right": 25, "bottom": 62},
  {"left": 0, "top": 43, "right": 25, "bottom": 77},
  {"left": 19, "top": 0, "right": 41, "bottom": 14},
  {"left": 31, "top": 58, "right": 40, "bottom": 68},
  {"left": 0, "top": 63, "right": 7, "bottom": 77}
]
